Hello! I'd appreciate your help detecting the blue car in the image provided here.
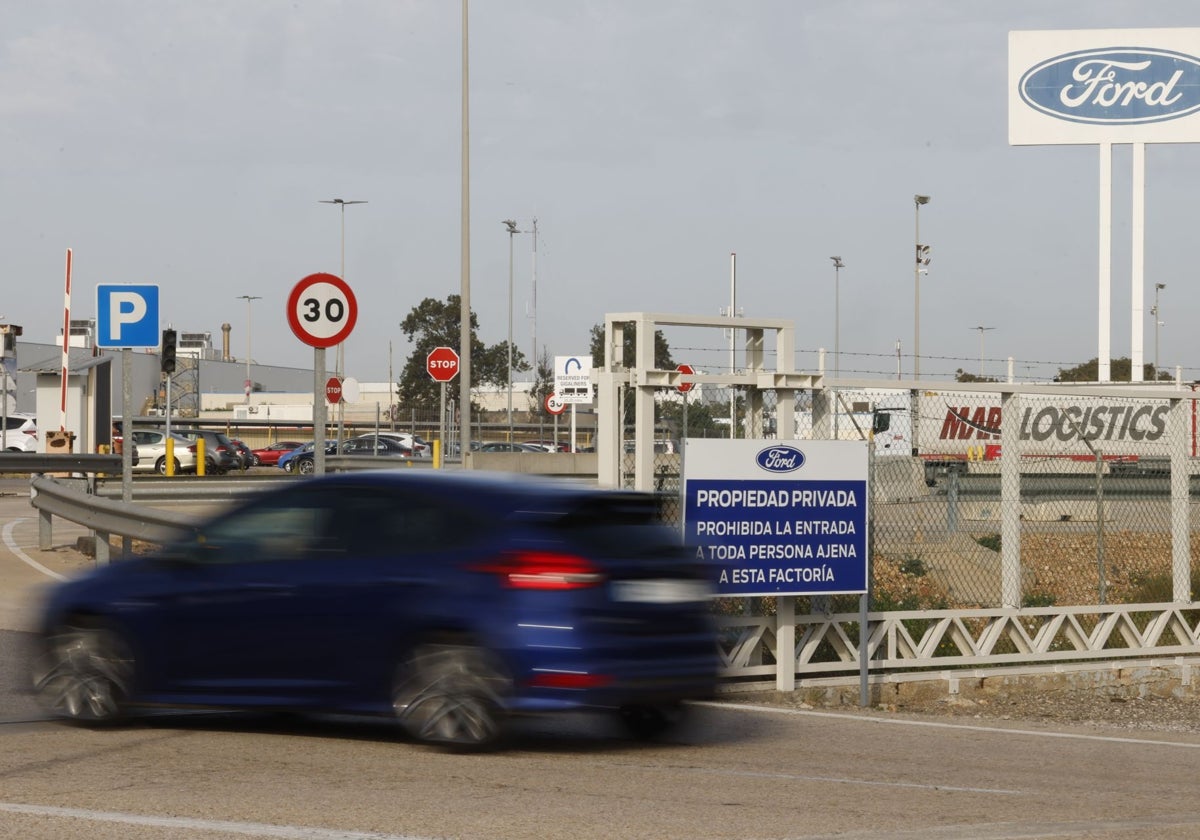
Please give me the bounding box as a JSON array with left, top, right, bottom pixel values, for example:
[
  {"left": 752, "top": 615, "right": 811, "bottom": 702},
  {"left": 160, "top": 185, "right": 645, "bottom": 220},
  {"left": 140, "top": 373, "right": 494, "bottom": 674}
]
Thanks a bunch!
[
  {"left": 30, "top": 471, "right": 717, "bottom": 748},
  {"left": 276, "top": 439, "right": 337, "bottom": 473}
]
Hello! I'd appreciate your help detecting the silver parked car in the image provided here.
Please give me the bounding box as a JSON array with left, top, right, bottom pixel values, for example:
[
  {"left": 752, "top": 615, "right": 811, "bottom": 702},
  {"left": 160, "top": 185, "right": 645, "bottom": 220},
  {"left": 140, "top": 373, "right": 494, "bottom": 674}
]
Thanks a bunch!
[{"left": 131, "top": 429, "right": 198, "bottom": 474}]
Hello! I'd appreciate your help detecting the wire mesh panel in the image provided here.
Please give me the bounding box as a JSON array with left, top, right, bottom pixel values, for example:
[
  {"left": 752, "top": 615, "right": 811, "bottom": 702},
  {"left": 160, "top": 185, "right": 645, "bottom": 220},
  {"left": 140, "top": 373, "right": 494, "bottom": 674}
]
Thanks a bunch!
[{"left": 1012, "top": 392, "right": 1181, "bottom": 607}]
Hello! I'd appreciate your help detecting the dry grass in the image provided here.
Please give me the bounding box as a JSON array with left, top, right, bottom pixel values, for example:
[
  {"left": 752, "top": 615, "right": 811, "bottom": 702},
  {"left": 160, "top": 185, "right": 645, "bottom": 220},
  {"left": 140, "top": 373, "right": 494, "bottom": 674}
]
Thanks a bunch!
[{"left": 875, "top": 531, "right": 1200, "bottom": 609}]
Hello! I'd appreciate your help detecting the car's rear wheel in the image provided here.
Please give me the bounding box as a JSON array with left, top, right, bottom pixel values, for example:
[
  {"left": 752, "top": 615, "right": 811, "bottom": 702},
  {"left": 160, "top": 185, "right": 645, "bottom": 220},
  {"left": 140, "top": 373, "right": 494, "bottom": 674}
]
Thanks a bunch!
[
  {"left": 31, "top": 619, "right": 134, "bottom": 725},
  {"left": 618, "top": 703, "right": 687, "bottom": 740},
  {"left": 154, "top": 456, "right": 181, "bottom": 475},
  {"left": 393, "top": 643, "right": 508, "bottom": 750}
]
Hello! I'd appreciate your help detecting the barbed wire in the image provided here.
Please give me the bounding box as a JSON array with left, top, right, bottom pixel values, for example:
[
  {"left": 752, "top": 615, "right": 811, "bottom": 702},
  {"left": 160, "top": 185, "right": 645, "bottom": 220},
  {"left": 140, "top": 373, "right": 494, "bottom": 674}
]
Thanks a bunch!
[{"left": 666, "top": 344, "right": 1199, "bottom": 382}]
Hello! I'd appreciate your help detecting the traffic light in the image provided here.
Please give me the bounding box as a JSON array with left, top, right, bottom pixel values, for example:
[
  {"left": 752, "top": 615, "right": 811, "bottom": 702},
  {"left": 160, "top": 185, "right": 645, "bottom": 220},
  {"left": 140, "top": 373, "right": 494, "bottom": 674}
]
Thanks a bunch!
[{"left": 161, "top": 329, "right": 177, "bottom": 373}]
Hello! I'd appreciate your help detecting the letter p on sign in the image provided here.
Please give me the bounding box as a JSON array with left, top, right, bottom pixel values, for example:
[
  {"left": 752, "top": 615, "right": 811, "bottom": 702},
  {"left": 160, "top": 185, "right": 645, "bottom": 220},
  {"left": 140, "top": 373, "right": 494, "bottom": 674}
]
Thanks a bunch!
[{"left": 96, "top": 284, "right": 161, "bottom": 349}]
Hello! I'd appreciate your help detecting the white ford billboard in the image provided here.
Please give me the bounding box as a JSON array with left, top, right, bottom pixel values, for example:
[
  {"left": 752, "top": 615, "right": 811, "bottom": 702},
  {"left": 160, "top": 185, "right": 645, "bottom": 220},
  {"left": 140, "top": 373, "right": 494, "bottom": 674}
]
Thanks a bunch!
[{"left": 1009, "top": 28, "right": 1200, "bottom": 145}]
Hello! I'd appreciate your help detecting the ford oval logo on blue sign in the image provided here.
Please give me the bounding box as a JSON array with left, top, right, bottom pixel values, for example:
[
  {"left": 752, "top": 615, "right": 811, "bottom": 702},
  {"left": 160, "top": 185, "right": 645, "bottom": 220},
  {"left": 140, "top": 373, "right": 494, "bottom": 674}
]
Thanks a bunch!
[
  {"left": 756, "top": 445, "right": 804, "bottom": 473},
  {"left": 1019, "top": 47, "right": 1200, "bottom": 125}
]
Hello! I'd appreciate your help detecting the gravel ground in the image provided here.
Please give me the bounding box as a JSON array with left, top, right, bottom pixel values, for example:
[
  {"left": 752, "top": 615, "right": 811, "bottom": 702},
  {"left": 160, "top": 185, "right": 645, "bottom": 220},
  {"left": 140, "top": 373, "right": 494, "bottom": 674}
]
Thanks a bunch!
[{"left": 728, "top": 682, "right": 1200, "bottom": 734}]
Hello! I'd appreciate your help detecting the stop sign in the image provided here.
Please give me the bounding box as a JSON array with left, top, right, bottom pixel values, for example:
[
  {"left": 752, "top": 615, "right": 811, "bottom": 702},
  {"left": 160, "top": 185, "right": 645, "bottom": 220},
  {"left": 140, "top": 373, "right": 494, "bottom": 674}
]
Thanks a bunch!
[
  {"left": 677, "top": 364, "right": 696, "bottom": 393},
  {"left": 325, "top": 377, "right": 343, "bottom": 404},
  {"left": 426, "top": 346, "right": 460, "bottom": 382}
]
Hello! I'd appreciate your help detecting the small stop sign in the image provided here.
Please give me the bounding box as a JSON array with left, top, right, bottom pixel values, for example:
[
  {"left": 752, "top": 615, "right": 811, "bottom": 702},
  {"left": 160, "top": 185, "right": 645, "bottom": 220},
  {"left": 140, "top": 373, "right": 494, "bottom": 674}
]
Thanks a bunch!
[
  {"left": 325, "top": 377, "right": 343, "bottom": 403},
  {"left": 426, "top": 346, "right": 460, "bottom": 382}
]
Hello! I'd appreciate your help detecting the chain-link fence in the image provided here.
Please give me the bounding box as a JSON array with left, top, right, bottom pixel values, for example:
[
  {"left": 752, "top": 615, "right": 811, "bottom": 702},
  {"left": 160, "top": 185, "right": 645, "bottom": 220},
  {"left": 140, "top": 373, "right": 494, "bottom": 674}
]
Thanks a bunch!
[{"left": 635, "top": 385, "right": 1199, "bottom": 611}]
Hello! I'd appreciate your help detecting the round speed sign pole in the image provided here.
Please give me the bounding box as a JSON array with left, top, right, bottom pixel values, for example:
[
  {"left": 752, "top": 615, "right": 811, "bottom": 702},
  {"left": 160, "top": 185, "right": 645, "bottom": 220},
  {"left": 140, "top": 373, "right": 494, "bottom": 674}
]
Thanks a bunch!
[{"left": 288, "top": 273, "right": 358, "bottom": 475}]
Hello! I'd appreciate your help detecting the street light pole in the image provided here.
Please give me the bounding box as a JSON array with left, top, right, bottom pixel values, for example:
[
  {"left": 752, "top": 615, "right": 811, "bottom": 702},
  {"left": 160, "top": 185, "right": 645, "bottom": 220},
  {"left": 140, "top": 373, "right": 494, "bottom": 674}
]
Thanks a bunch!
[
  {"left": 319, "top": 198, "right": 367, "bottom": 444},
  {"left": 503, "top": 220, "right": 520, "bottom": 442},
  {"left": 970, "top": 325, "right": 995, "bottom": 379},
  {"left": 1153, "top": 282, "right": 1166, "bottom": 378},
  {"left": 236, "top": 295, "right": 261, "bottom": 404},
  {"left": 913, "top": 195, "right": 931, "bottom": 379},
  {"left": 830, "top": 257, "right": 844, "bottom": 380}
]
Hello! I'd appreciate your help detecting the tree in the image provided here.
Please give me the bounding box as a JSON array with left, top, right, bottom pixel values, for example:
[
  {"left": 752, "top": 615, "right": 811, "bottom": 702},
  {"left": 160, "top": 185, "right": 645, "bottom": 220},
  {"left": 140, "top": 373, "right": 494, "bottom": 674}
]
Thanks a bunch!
[
  {"left": 396, "top": 295, "right": 528, "bottom": 411},
  {"left": 954, "top": 369, "right": 999, "bottom": 383},
  {"left": 589, "top": 323, "right": 675, "bottom": 370},
  {"left": 587, "top": 322, "right": 676, "bottom": 430},
  {"left": 526, "top": 348, "right": 556, "bottom": 416},
  {"left": 1054, "top": 357, "right": 1170, "bottom": 383}
]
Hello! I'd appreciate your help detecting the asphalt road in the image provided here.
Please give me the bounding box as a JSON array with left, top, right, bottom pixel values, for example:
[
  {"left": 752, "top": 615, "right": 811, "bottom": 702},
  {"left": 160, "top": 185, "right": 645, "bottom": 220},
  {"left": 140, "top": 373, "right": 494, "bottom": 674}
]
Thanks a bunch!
[{"left": 5, "top": 480, "right": 1200, "bottom": 839}]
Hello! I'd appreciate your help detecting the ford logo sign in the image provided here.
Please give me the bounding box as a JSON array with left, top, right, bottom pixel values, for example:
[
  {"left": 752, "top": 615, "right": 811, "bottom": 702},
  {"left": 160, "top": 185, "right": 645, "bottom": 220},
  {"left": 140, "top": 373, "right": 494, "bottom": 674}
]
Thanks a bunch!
[
  {"left": 756, "top": 445, "right": 805, "bottom": 473},
  {"left": 1019, "top": 48, "right": 1200, "bottom": 125}
]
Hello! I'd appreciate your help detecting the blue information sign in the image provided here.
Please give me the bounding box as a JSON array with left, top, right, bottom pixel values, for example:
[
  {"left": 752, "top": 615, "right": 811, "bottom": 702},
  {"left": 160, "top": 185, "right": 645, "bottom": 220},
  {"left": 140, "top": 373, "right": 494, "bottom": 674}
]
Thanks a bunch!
[
  {"left": 95, "top": 284, "right": 160, "bottom": 349},
  {"left": 684, "top": 439, "right": 869, "bottom": 596}
]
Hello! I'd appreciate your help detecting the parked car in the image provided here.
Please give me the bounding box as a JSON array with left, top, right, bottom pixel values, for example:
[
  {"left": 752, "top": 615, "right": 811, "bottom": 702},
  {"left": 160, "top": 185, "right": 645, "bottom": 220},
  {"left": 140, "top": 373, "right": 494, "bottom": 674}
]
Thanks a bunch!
[
  {"left": 1, "top": 413, "right": 38, "bottom": 452},
  {"left": 373, "top": 431, "right": 429, "bottom": 457},
  {"left": 342, "top": 435, "right": 414, "bottom": 457},
  {"left": 177, "top": 429, "right": 242, "bottom": 474},
  {"left": 479, "top": 442, "right": 544, "bottom": 453},
  {"left": 229, "top": 439, "right": 253, "bottom": 471},
  {"left": 524, "top": 440, "right": 568, "bottom": 452},
  {"left": 250, "top": 441, "right": 304, "bottom": 467},
  {"left": 130, "top": 429, "right": 198, "bottom": 474},
  {"left": 278, "top": 440, "right": 338, "bottom": 474},
  {"left": 29, "top": 471, "right": 717, "bottom": 748}
]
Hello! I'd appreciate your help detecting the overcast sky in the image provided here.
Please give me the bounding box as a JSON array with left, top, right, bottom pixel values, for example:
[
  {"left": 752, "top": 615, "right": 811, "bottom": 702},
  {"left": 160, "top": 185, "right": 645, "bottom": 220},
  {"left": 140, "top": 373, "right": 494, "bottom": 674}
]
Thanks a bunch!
[{"left": 4, "top": 1, "right": 1199, "bottom": 386}]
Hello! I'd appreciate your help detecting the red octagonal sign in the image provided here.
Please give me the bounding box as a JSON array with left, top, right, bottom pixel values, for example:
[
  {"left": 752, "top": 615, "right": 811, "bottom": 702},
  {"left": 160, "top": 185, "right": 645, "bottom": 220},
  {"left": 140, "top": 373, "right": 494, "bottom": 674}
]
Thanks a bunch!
[
  {"left": 325, "top": 377, "right": 343, "bottom": 404},
  {"left": 426, "top": 346, "right": 460, "bottom": 382}
]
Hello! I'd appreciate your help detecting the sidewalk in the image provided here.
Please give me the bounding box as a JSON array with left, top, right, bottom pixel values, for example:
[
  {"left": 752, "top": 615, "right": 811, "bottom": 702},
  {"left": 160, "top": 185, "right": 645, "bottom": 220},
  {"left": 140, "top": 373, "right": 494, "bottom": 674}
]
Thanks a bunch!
[{"left": 0, "top": 489, "right": 96, "bottom": 633}]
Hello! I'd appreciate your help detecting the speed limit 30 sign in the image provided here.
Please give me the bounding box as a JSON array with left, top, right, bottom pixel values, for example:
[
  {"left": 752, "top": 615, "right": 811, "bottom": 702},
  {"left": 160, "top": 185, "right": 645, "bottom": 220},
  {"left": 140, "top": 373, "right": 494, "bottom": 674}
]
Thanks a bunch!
[{"left": 287, "top": 273, "right": 358, "bottom": 348}]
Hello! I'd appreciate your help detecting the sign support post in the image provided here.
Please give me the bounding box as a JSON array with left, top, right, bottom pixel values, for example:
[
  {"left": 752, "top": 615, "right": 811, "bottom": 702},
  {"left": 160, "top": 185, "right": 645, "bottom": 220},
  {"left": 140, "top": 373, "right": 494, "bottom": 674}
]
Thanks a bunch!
[
  {"left": 286, "top": 272, "right": 359, "bottom": 477},
  {"left": 314, "top": 348, "right": 327, "bottom": 475}
]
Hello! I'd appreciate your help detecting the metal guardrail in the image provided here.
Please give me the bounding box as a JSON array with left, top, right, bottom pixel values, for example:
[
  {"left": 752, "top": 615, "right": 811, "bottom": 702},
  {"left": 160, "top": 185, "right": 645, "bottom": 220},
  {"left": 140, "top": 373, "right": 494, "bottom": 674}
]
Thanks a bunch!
[
  {"left": 31, "top": 475, "right": 200, "bottom": 563},
  {"left": 0, "top": 453, "right": 121, "bottom": 474},
  {"left": 93, "top": 475, "right": 280, "bottom": 502}
]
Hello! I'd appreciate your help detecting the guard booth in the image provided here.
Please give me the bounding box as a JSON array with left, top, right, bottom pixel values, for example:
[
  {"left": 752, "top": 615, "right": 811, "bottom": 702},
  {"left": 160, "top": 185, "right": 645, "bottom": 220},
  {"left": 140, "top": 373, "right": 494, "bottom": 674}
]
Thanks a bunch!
[
  {"left": 33, "top": 356, "right": 113, "bottom": 454},
  {"left": 595, "top": 312, "right": 820, "bottom": 491}
]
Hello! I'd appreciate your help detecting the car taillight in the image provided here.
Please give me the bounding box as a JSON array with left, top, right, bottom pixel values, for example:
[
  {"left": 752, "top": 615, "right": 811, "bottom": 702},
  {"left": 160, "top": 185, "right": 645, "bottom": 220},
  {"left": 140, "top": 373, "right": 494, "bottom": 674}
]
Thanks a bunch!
[
  {"left": 473, "top": 550, "right": 605, "bottom": 590},
  {"left": 187, "top": 445, "right": 197, "bottom": 454},
  {"left": 527, "top": 672, "right": 613, "bottom": 689}
]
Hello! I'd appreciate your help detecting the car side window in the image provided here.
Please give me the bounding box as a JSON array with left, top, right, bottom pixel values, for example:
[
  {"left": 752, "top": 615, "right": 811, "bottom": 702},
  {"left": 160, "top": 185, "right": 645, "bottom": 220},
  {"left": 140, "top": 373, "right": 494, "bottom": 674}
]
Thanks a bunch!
[
  {"left": 325, "top": 487, "right": 480, "bottom": 557},
  {"left": 189, "top": 488, "right": 337, "bottom": 565}
]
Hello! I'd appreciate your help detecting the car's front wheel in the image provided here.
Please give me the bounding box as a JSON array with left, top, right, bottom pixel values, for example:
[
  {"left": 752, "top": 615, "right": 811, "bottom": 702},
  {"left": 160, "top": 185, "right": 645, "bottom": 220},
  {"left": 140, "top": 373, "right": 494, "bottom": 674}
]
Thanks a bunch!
[
  {"left": 297, "top": 457, "right": 315, "bottom": 475},
  {"left": 31, "top": 619, "right": 134, "bottom": 725},
  {"left": 393, "top": 643, "right": 509, "bottom": 750},
  {"left": 251, "top": 454, "right": 261, "bottom": 466}
]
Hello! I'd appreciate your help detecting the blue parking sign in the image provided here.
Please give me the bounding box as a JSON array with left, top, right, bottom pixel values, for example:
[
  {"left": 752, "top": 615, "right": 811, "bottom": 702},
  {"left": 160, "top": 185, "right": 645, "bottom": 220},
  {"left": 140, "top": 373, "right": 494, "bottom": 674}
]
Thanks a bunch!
[{"left": 96, "top": 285, "right": 160, "bottom": 349}]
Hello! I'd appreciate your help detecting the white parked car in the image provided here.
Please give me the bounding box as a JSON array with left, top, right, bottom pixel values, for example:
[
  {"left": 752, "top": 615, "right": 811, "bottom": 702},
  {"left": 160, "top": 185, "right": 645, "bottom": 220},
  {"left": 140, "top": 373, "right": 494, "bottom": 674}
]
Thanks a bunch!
[
  {"left": 131, "top": 429, "right": 198, "bottom": 474},
  {"left": 1, "top": 413, "right": 37, "bottom": 452},
  {"left": 373, "top": 431, "right": 429, "bottom": 457}
]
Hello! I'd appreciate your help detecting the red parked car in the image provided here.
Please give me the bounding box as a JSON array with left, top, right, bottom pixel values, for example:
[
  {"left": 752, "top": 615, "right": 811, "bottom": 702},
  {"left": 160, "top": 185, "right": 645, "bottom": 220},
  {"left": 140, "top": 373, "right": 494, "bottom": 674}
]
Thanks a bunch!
[{"left": 249, "top": 441, "right": 304, "bottom": 467}]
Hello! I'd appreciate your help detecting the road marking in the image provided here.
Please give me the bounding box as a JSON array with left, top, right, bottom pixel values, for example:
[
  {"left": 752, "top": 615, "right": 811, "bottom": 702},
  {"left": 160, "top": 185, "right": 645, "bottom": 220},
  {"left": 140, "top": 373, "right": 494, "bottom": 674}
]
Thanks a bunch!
[
  {"left": 0, "top": 802, "right": 433, "bottom": 839},
  {"left": 2, "top": 519, "right": 66, "bottom": 582},
  {"left": 701, "top": 700, "right": 1200, "bottom": 749}
]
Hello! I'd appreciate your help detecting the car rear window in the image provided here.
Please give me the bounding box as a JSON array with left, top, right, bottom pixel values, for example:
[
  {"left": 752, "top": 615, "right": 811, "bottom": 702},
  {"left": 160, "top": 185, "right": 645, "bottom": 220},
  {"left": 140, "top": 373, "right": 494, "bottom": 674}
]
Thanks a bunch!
[{"left": 536, "top": 493, "right": 682, "bottom": 558}]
